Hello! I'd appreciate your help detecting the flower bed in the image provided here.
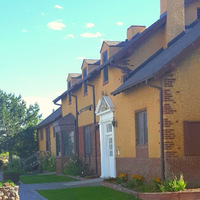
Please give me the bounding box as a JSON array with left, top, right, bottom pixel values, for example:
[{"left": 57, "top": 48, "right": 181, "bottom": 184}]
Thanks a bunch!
[
  {"left": 102, "top": 181, "right": 200, "bottom": 200},
  {"left": 0, "top": 186, "right": 19, "bottom": 200},
  {"left": 102, "top": 173, "right": 200, "bottom": 200}
]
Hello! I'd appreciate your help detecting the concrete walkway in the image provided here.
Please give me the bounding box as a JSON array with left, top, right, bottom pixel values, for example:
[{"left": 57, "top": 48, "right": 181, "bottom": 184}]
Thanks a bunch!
[{"left": 19, "top": 178, "right": 103, "bottom": 200}]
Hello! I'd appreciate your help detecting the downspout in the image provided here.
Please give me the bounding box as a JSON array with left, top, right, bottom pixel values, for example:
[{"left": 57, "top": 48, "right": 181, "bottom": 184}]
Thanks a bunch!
[
  {"left": 71, "top": 94, "right": 79, "bottom": 156},
  {"left": 145, "top": 80, "right": 165, "bottom": 181},
  {"left": 87, "top": 84, "right": 98, "bottom": 175}
]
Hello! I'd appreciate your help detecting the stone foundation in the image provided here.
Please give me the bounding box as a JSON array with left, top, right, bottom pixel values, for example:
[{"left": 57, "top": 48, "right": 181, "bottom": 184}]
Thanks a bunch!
[{"left": 0, "top": 186, "right": 19, "bottom": 200}]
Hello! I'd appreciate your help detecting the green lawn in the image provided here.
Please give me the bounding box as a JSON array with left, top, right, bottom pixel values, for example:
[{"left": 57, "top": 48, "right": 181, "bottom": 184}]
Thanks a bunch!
[
  {"left": 38, "top": 186, "right": 140, "bottom": 200},
  {"left": 20, "top": 174, "right": 76, "bottom": 184}
]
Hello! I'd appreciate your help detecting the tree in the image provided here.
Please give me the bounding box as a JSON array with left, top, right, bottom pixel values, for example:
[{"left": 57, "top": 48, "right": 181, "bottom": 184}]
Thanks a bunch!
[{"left": 0, "top": 90, "right": 41, "bottom": 163}]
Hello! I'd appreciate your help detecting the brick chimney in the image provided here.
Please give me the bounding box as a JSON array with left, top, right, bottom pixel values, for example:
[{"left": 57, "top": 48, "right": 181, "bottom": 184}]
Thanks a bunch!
[
  {"left": 127, "top": 26, "right": 146, "bottom": 40},
  {"left": 162, "top": 0, "right": 185, "bottom": 46}
]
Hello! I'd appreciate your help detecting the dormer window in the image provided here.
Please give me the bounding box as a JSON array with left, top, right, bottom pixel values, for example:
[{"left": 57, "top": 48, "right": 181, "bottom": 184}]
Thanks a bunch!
[
  {"left": 103, "top": 51, "right": 108, "bottom": 63},
  {"left": 83, "top": 68, "right": 87, "bottom": 95},
  {"left": 68, "top": 81, "right": 72, "bottom": 104},
  {"left": 197, "top": 8, "right": 200, "bottom": 19}
]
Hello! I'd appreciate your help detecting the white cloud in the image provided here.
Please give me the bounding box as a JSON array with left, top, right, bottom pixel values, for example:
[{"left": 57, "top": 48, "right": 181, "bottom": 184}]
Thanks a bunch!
[
  {"left": 47, "top": 21, "right": 66, "bottom": 30},
  {"left": 55, "top": 5, "right": 63, "bottom": 9},
  {"left": 85, "top": 23, "right": 95, "bottom": 28},
  {"left": 76, "top": 57, "right": 85, "bottom": 60},
  {"left": 117, "top": 22, "right": 123, "bottom": 26},
  {"left": 23, "top": 97, "right": 59, "bottom": 119},
  {"left": 63, "top": 34, "right": 75, "bottom": 40},
  {"left": 41, "top": 12, "right": 45, "bottom": 16},
  {"left": 80, "top": 32, "right": 102, "bottom": 38},
  {"left": 56, "top": 19, "right": 63, "bottom": 22},
  {"left": 22, "top": 29, "right": 28, "bottom": 32}
]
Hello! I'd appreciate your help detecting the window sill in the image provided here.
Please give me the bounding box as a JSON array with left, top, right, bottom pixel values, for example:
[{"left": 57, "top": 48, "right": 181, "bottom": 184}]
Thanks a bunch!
[{"left": 103, "top": 81, "right": 109, "bottom": 86}]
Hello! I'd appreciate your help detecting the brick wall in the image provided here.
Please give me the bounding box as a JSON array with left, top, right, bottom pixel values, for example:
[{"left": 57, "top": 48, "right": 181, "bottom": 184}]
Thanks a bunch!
[
  {"left": 116, "top": 157, "right": 161, "bottom": 181},
  {"left": 166, "top": 157, "right": 200, "bottom": 187}
]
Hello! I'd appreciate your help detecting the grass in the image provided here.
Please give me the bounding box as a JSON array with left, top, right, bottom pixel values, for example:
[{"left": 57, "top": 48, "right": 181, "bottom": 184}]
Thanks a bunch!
[
  {"left": 20, "top": 174, "right": 76, "bottom": 184},
  {"left": 38, "top": 186, "right": 140, "bottom": 200}
]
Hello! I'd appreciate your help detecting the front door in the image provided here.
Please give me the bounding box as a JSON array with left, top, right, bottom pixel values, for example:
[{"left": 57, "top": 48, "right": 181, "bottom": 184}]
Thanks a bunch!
[
  {"left": 100, "top": 121, "right": 116, "bottom": 178},
  {"left": 107, "top": 133, "right": 115, "bottom": 177},
  {"left": 96, "top": 95, "right": 116, "bottom": 178}
]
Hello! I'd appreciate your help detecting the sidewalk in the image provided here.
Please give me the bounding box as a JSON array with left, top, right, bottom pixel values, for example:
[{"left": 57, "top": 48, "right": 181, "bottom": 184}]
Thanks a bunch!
[{"left": 19, "top": 178, "right": 103, "bottom": 200}]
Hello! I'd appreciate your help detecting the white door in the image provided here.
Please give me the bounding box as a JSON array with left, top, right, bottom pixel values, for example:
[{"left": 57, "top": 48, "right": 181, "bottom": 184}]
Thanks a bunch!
[{"left": 105, "top": 123, "right": 116, "bottom": 178}]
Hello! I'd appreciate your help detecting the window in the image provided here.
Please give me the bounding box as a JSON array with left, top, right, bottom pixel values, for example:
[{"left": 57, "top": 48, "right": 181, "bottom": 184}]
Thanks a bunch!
[
  {"left": 197, "top": 8, "right": 200, "bottom": 19},
  {"left": 184, "top": 121, "right": 200, "bottom": 156},
  {"left": 135, "top": 110, "right": 148, "bottom": 145},
  {"left": 53, "top": 127, "right": 55, "bottom": 138},
  {"left": 83, "top": 68, "right": 87, "bottom": 94},
  {"left": 84, "top": 126, "right": 92, "bottom": 155},
  {"left": 103, "top": 65, "right": 108, "bottom": 83},
  {"left": 40, "top": 129, "right": 43, "bottom": 140},
  {"left": 68, "top": 81, "right": 72, "bottom": 104},
  {"left": 103, "top": 51, "right": 108, "bottom": 63},
  {"left": 62, "top": 131, "right": 75, "bottom": 156},
  {"left": 56, "top": 132, "right": 61, "bottom": 156},
  {"left": 46, "top": 126, "right": 51, "bottom": 152}
]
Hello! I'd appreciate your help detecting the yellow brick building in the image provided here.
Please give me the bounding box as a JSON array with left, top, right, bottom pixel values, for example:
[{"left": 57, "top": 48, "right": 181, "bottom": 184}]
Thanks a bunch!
[{"left": 37, "top": 0, "right": 200, "bottom": 185}]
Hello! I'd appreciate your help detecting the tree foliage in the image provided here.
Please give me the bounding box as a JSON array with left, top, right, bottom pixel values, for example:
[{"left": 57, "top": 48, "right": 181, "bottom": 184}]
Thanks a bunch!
[{"left": 0, "top": 90, "right": 41, "bottom": 161}]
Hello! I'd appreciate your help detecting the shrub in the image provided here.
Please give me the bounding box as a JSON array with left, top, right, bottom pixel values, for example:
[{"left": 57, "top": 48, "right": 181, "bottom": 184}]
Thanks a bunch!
[
  {"left": 7, "top": 156, "right": 22, "bottom": 171},
  {"left": 39, "top": 153, "right": 56, "bottom": 172},
  {"left": 0, "top": 180, "right": 15, "bottom": 187},
  {"left": 0, "top": 160, "right": 3, "bottom": 168},
  {"left": 62, "top": 155, "right": 89, "bottom": 177},
  {"left": 152, "top": 177, "right": 162, "bottom": 192},
  {"left": 160, "top": 174, "right": 187, "bottom": 192},
  {"left": 116, "top": 173, "right": 127, "bottom": 184}
]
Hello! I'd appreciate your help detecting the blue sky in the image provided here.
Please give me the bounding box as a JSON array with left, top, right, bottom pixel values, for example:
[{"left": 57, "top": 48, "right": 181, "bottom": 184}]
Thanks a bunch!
[{"left": 0, "top": 0, "right": 160, "bottom": 118}]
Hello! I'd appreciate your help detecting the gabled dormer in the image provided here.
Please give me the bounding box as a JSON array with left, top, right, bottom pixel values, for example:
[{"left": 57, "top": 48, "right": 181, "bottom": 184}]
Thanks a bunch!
[
  {"left": 67, "top": 73, "right": 81, "bottom": 89},
  {"left": 100, "top": 41, "right": 126, "bottom": 65},
  {"left": 81, "top": 59, "right": 100, "bottom": 95}
]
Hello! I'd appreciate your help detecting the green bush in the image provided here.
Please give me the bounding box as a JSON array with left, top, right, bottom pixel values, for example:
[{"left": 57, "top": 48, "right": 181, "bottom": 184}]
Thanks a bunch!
[
  {"left": 160, "top": 174, "right": 187, "bottom": 192},
  {"left": 7, "top": 155, "right": 22, "bottom": 171},
  {"left": 39, "top": 153, "right": 56, "bottom": 172},
  {"left": 0, "top": 180, "right": 15, "bottom": 187},
  {"left": 62, "top": 155, "right": 89, "bottom": 177}
]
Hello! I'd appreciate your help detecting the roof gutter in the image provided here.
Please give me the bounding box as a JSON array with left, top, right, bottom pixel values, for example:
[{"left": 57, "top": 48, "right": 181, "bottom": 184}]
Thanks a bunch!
[{"left": 145, "top": 79, "right": 165, "bottom": 181}]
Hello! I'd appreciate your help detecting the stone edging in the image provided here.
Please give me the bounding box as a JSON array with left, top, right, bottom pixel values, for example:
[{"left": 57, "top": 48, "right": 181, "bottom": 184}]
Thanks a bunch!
[
  {"left": 0, "top": 186, "right": 19, "bottom": 200},
  {"left": 101, "top": 182, "right": 200, "bottom": 200},
  {"left": 101, "top": 182, "right": 139, "bottom": 198}
]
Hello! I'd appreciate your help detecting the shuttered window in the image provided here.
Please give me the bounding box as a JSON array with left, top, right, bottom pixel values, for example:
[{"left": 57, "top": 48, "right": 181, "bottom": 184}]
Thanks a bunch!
[
  {"left": 84, "top": 126, "right": 92, "bottom": 155},
  {"left": 68, "top": 81, "right": 72, "bottom": 104},
  {"left": 184, "top": 121, "right": 200, "bottom": 156},
  {"left": 56, "top": 132, "right": 61, "bottom": 156},
  {"left": 135, "top": 110, "right": 148, "bottom": 145},
  {"left": 197, "top": 8, "right": 200, "bottom": 19},
  {"left": 103, "top": 65, "right": 108, "bottom": 83},
  {"left": 83, "top": 68, "right": 87, "bottom": 94},
  {"left": 62, "top": 131, "right": 75, "bottom": 156}
]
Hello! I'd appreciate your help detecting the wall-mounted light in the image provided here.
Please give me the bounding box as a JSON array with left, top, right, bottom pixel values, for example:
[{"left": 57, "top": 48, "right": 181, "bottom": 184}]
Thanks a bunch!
[
  {"left": 112, "top": 120, "right": 117, "bottom": 127},
  {"left": 116, "top": 146, "right": 120, "bottom": 156}
]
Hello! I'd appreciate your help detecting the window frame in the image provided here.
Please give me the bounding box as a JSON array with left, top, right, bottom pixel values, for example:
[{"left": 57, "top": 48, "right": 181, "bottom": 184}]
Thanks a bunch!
[
  {"left": 83, "top": 68, "right": 88, "bottom": 95},
  {"left": 197, "top": 7, "right": 200, "bottom": 19},
  {"left": 62, "top": 130, "right": 75, "bottom": 156},
  {"left": 68, "top": 81, "right": 72, "bottom": 104},
  {"left": 84, "top": 126, "right": 92, "bottom": 155},
  {"left": 102, "top": 51, "right": 108, "bottom": 64},
  {"left": 56, "top": 132, "right": 61, "bottom": 156},
  {"left": 135, "top": 109, "right": 148, "bottom": 146},
  {"left": 103, "top": 65, "right": 109, "bottom": 84}
]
